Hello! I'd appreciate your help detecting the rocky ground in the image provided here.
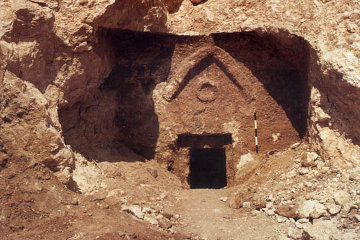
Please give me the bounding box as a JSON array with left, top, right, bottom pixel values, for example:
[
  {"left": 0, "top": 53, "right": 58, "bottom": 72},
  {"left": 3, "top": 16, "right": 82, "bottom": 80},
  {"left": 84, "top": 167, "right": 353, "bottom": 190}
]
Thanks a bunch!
[
  {"left": 1, "top": 0, "right": 360, "bottom": 239},
  {"left": 1, "top": 142, "right": 359, "bottom": 239}
]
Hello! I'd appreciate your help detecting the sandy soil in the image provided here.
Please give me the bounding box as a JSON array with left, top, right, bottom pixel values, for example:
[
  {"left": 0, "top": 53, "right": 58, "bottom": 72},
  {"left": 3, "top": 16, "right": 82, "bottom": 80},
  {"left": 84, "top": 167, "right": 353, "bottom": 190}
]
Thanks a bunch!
[{"left": 171, "top": 189, "right": 287, "bottom": 240}]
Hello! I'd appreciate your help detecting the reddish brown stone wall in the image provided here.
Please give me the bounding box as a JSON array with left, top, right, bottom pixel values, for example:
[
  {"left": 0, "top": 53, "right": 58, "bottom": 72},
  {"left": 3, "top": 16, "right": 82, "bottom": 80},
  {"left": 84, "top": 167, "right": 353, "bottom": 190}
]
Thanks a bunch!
[
  {"left": 153, "top": 36, "right": 308, "bottom": 185},
  {"left": 59, "top": 30, "right": 310, "bottom": 186}
]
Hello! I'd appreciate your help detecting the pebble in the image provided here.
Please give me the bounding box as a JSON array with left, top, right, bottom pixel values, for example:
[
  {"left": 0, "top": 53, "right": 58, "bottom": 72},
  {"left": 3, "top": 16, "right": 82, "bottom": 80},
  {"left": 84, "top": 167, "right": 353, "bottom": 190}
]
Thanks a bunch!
[
  {"left": 297, "top": 218, "right": 310, "bottom": 224},
  {"left": 299, "top": 168, "right": 309, "bottom": 175},
  {"left": 290, "top": 142, "right": 301, "bottom": 149},
  {"left": 305, "top": 182, "right": 313, "bottom": 187},
  {"left": 327, "top": 203, "right": 341, "bottom": 215},
  {"left": 144, "top": 215, "right": 159, "bottom": 225},
  {"left": 219, "top": 197, "right": 228, "bottom": 202},
  {"left": 265, "top": 208, "right": 275, "bottom": 216},
  {"left": 295, "top": 221, "right": 305, "bottom": 229},
  {"left": 266, "top": 201, "right": 273, "bottom": 209},
  {"left": 142, "top": 206, "right": 152, "bottom": 214},
  {"left": 243, "top": 202, "right": 251, "bottom": 208},
  {"left": 287, "top": 227, "right": 302, "bottom": 239},
  {"left": 121, "top": 205, "right": 144, "bottom": 219},
  {"left": 276, "top": 215, "right": 287, "bottom": 223}
]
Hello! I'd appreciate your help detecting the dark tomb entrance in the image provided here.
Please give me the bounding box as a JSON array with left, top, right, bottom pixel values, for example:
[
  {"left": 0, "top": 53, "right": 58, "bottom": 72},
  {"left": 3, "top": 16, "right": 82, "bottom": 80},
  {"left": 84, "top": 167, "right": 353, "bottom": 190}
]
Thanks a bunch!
[
  {"left": 190, "top": 148, "right": 227, "bottom": 189},
  {"left": 177, "top": 134, "right": 232, "bottom": 189}
]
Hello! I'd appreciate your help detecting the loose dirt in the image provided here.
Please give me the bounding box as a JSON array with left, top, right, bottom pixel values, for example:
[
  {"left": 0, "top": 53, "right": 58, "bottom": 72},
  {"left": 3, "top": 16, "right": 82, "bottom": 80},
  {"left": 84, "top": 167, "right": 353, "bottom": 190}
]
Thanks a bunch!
[{"left": 171, "top": 189, "right": 287, "bottom": 240}]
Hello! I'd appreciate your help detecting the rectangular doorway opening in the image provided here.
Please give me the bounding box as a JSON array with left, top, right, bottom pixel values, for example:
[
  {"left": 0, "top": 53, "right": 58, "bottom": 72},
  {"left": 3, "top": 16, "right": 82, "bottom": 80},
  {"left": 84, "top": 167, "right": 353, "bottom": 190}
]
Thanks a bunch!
[{"left": 190, "top": 148, "right": 227, "bottom": 189}]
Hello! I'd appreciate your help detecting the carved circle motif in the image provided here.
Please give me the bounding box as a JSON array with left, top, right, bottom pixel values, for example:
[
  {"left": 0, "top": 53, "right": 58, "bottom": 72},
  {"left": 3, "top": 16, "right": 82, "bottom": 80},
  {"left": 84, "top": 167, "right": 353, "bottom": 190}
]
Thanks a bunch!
[{"left": 196, "top": 82, "right": 218, "bottom": 103}]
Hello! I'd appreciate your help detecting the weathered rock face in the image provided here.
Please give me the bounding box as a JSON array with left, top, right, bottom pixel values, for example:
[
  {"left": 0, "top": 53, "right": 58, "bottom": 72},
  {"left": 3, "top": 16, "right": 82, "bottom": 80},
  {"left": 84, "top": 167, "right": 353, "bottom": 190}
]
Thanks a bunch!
[
  {"left": 58, "top": 29, "right": 309, "bottom": 185},
  {"left": 1, "top": 1, "right": 360, "bottom": 238},
  {"left": 152, "top": 32, "right": 310, "bottom": 184},
  {"left": 1, "top": 0, "right": 360, "bottom": 186}
]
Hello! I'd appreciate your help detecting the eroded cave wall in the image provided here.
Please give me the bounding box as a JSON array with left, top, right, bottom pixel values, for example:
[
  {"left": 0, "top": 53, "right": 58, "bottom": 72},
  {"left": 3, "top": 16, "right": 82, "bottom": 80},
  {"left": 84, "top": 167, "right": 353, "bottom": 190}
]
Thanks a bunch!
[
  {"left": 1, "top": 0, "right": 360, "bottom": 189},
  {"left": 58, "top": 30, "right": 310, "bottom": 185},
  {"left": 308, "top": 52, "right": 360, "bottom": 169},
  {"left": 59, "top": 30, "right": 176, "bottom": 162}
]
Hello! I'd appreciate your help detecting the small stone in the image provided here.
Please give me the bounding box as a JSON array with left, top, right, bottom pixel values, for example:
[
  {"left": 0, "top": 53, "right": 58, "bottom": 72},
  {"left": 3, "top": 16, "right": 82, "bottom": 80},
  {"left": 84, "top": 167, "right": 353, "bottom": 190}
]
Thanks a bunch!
[
  {"left": 250, "top": 210, "right": 259, "bottom": 216},
  {"left": 326, "top": 202, "right": 341, "bottom": 215},
  {"left": 290, "top": 142, "right": 301, "bottom": 149},
  {"left": 265, "top": 208, "right": 275, "bottom": 216},
  {"left": 219, "top": 197, "right": 227, "bottom": 202},
  {"left": 282, "top": 194, "right": 295, "bottom": 201},
  {"left": 276, "top": 202, "right": 299, "bottom": 218},
  {"left": 276, "top": 215, "right": 287, "bottom": 223},
  {"left": 295, "top": 221, "right": 305, "bottom": 229},
  {"left": 301, "top": 152, "right": 319, "bottom": 167},
  {"left": 242, "top": 202, "right": 251, "bottom": 209},
  {"left": 266, "top": 150, "right": 278, "bottom": 156},
  {"left": 321, "top": 167, "right": 330, "bottom": 174},
  {"left": 354, "top": 214, "right": 360, "bottom": 222},
  {"left": 162, "top": 212, "right": 174, "bottom": 220},
  {"left": 333, "top": 190, "right": 351, "bottom": 206},
  {"left": 305, "top": 182, "right": 313, "bottom": 187},
  {"left": 144, "top": 215, "right": 158, "bottom": 225},
  {"left": 349, "top": 168, "right": 360, "bottom": 181},
  {"left": 121, "top": 205, "right": 144, "bottom": 219},
  {"left": 272, "top": 133, "right": 281, "bottom": 142},
  {"left": 142, "top": 206, "right": 152, "bottom": 214},
  {"left": 298, "top": 200, "right": 328, "bottom": 219},
  {"left": 299, "top": 168, "right": 309, "bottom": 175},
  {"left": 155, "top": 214, "right": 164, "bottom": 219},
  {"left": 287, "top": 227, "right": 302, "bottom": 239},
  {"left": 146, "top": 168, "right": 158, "bottom": 178},
  {"left": 158, "top": 218, "right": 172, "bottom": 229},
  {"left": 316, "top": 161, "right": 325, "bottom": 169},
  {"left": 303, "top": 219, "right": 340, "bottom": 240},
  {"left": 253, "top": 197, "right": 266, "bottom": 210},
  {"left": 266, "top": 194, "right": 275, "bottom": 202},
  {"left": 159, "top": 192, "right": 166, "bottom": 200},
  {"left": 167, "top": 225, "right": 177, "bottom": 234},
  {"left": 237, "top": 153, "right": 255, "bottom": 170},
  {"left": 228, "top": 191, "right": 245, "bottom": 209},
  {"left": 297, "top": 218, "right": 310, "bottom": 224}
]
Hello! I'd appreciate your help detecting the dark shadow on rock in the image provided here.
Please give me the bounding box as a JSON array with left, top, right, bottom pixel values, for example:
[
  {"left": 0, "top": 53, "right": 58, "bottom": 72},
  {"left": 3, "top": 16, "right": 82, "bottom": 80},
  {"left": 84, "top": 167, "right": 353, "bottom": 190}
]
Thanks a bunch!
[
  {"left": 316, "top": 66, "right": 360, "bottom": 146},
  {"left": 190, "top": 0, "right": 208, "bottom": 6},
  {"left": 213, "top": 32, "right": 311, "bottom": 138},
  {"left": 170, "top": 54, "right": 249, "bottom": 101},
  {"left": 59, "top": 30, "right": 176, "bottom": 162},
  {"left": 165, "top": 0, "right": 185, "bottom": 13}
]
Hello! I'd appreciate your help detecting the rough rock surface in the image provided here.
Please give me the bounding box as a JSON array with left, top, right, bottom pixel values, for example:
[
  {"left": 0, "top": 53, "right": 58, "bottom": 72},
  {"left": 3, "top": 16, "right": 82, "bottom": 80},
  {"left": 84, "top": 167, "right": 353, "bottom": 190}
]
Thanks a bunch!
[
  {"left": 1, "top": 0, "right": 359, "bottom": 181},
  {"left": 1, "top": 0, "right": 360, "bottom": 239}
]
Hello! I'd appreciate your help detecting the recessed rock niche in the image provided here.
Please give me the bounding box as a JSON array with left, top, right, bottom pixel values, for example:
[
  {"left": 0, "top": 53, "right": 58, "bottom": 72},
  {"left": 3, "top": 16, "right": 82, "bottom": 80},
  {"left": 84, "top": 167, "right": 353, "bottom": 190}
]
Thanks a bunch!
[{"left": 59, "top": 29, "right": 310, "bottom": 188}]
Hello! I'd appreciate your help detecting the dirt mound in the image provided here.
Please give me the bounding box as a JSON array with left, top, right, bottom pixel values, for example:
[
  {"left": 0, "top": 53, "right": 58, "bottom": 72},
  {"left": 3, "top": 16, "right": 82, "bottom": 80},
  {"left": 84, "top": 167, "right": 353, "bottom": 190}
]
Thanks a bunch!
[{"left": 0, "top": 155, "right": 189, "bottom": 239}]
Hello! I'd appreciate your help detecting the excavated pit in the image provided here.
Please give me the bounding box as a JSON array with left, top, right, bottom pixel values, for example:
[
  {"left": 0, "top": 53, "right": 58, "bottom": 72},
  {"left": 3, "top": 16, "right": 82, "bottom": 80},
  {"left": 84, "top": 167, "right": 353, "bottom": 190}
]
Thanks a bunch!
[{"left": 58, "top": 29, "right": 311, "bottom": 187}]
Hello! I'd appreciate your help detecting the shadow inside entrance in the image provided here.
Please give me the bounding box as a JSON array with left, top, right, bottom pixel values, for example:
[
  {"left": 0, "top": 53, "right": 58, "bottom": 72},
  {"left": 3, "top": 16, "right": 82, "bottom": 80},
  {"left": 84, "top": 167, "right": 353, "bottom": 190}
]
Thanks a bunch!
[{"left": 190, "top": 148, "right": 227, "bottom": 189}]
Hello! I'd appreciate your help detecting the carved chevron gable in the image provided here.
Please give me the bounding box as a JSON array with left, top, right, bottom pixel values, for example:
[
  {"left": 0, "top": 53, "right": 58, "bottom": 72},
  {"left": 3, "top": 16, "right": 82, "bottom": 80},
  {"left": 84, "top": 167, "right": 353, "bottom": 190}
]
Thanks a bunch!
[{"left": 162, "top": 46, "right": 256, "bottom": 103}]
